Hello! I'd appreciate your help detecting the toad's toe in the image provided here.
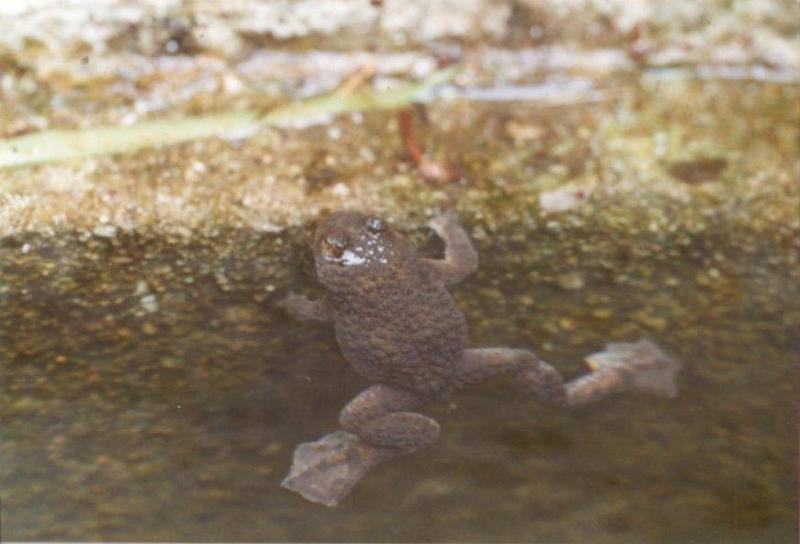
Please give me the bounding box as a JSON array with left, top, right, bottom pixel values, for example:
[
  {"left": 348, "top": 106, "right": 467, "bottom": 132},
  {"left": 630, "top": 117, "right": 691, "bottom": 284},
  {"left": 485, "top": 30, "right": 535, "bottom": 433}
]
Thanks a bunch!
[{"left": 585, "top": 339, "right": 681, "bottom": 398}]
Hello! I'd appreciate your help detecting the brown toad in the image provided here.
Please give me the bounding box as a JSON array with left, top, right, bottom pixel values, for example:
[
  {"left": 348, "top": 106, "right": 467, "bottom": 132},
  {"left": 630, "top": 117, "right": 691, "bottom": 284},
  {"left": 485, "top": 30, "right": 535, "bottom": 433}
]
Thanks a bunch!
[{"left": 278, "top": 210, "right": 680, "bottom": 506}]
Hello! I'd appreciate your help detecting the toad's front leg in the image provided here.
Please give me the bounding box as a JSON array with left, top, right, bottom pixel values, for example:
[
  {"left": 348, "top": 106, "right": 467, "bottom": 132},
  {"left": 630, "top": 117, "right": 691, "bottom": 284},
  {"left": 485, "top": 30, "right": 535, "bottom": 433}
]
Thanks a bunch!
[
  {"left": 282, "top": 384, "right": 438, "bottom": 506},
  {"left": 276, "top": 292, "right": 331, "bottom": 323},
  {"left": 424, "top": 210, "right": 479, "bottom": 285}
]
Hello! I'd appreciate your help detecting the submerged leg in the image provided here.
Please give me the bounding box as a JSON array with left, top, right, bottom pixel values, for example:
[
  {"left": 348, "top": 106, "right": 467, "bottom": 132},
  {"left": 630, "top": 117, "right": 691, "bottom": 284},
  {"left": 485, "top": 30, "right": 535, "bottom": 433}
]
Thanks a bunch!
[
  {"left": 275, "top": 292, "right": 330, "bottom": 323},
  {"left": 339, "top": 384, "right": 440, "bottom": 453},
  {"left": 282, "top": 384, "right": 437, "bottom": 506},
  {"left": 454, "top": 348, "right": 567, "bottom": 404},
  {"left": 454, "top": 339, "right": 680, "bottom": 407}
]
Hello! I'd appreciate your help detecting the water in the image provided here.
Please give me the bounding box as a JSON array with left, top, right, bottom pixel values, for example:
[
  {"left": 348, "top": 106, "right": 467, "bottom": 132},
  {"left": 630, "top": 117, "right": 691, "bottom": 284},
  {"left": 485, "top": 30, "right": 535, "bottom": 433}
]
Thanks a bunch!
[
  {"left": 2, "top": 66, "right": 799, "bottom": 541},
  {"left": 1, "top": 215, "right": 796, "bottom": 541}
]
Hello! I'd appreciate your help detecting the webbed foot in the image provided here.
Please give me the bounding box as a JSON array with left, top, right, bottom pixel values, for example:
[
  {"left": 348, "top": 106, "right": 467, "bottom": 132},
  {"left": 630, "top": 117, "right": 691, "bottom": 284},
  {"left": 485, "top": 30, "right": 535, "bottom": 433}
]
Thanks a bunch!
[
  {"left": 567, "top": 339, "right": 681, "bottom": 406},
  {"left": 281, "top": 431, "right": 391, "bottom": 507},
  {"left": 586, "top": 339, "right": 681, "bottom": 396}
]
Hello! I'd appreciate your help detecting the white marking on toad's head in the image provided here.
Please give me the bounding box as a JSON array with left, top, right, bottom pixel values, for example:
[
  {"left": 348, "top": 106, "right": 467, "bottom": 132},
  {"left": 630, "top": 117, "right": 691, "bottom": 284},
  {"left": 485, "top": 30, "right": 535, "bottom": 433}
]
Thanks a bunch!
[
  {"left": 339, "top": 249, "right": 366, "bottom": 266},
  {"left": 314, "top": 211, "right": 401, "bottom": 274}
]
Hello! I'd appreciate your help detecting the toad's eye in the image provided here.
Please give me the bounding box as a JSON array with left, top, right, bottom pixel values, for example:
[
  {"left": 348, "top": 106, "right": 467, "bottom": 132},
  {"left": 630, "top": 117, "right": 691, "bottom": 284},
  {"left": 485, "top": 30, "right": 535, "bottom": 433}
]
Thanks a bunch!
[
  {"left": 323, "top": 234, "right": 347, "bottom": 258},
  {"left": 365, "top": 217, "right": 384, "bottom": 234}
]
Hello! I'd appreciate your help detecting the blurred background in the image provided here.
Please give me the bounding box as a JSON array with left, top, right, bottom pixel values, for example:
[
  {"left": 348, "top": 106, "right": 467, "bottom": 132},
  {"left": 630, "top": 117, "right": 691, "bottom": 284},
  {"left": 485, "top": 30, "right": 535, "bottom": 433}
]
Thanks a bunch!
[{"left": 1, "top": 1, "right": 798, "bottom": 542}]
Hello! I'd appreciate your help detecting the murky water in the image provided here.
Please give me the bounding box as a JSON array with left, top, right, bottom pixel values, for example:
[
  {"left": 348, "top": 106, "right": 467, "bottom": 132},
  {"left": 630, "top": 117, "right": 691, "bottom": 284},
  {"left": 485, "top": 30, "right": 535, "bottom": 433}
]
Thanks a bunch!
[
  {"left": 2, "top": 57, "right": 799, "bottom": 543},
  {"left": 2, "top": 209, "right": 796, "bottom": 542}
]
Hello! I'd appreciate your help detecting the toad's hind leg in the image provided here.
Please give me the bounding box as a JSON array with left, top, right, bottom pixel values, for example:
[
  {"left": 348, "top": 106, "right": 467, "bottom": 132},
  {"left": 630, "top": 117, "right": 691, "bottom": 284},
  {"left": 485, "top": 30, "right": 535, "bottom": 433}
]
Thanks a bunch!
[
  {"left": 339, "top": 384, "right": 440, "bottom": 453},
  {"left": 453, "top": 348, "right": 568, "bottom": 404},
  {"left": 455, "top": 341, "right": 680, "bottom": 407},
  {"left": 282, "top": 385, "right": 438, "bottom": 506}
]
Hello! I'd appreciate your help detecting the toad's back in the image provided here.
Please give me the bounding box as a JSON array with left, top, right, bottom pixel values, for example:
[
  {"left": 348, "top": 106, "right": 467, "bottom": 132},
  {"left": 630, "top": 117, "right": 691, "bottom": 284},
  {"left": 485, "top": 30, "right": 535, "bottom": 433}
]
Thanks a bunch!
[{"left": 327, "top": 258, "right": 467, "bottom": 398}]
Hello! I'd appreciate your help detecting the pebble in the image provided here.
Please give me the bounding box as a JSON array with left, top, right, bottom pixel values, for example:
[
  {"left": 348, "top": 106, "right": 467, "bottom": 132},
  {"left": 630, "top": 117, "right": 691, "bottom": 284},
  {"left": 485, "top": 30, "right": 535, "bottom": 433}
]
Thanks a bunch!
[
  {"left": 559, "top": 317, "right": 577, "bottom": 330},
  {"left": 140, "top": 294, "right": 159, "bottom": 313},
  {"left": 539, "top": 188, "right": 587, "bottom": 213},
  {"left": 160, "top": 358, "right": 180, "bottom": 369},
  {"left": 330, "top": 182, "right": 350, "bottom": 198},
  {"left": 557, "top": 271, "right": 585, "bottom": 290},
  {"left": 633, "top": 311, "right": 668, "bottom": 331},
  {"left": 92, "top": 225, "right": 117, "bottom": 238},
  {"left": 592, "top": 308, "right": 613, "bottom": 319}
]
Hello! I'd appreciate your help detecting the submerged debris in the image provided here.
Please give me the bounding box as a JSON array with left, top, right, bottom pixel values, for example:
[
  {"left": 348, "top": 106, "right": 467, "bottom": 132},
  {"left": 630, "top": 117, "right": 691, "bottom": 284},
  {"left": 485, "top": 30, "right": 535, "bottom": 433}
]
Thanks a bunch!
[{"left": 397, "top": 107, "right": 461, "bottom": 184}]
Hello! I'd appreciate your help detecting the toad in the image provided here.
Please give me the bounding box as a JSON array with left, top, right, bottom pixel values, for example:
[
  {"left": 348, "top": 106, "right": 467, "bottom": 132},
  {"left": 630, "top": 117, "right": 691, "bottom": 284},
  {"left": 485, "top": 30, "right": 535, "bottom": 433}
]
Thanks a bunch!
[{"left": 278, "top": 211, "right": 680, "bottom": 506}]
